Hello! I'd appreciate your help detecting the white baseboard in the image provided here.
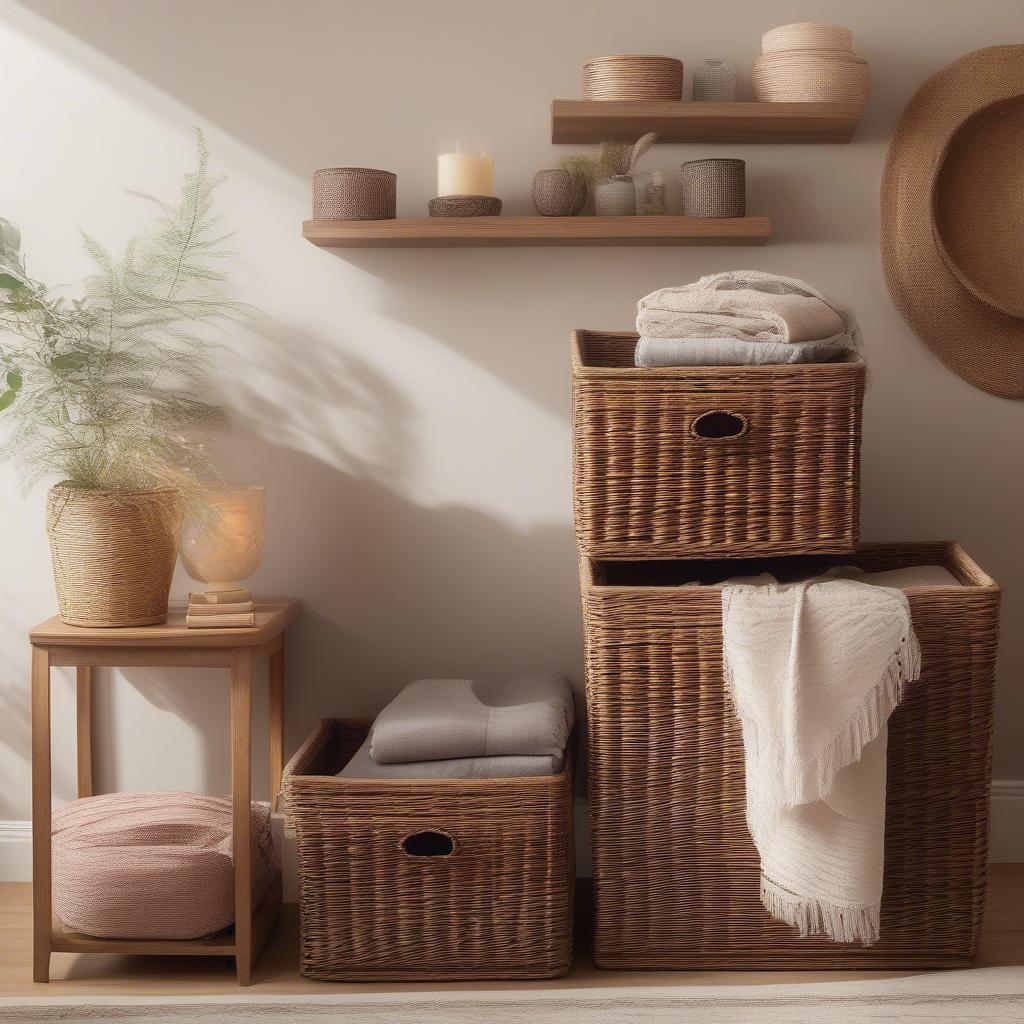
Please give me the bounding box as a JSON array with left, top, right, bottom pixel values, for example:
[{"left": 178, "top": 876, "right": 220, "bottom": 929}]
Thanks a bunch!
[
  {"left": 2, "top": 783, "right": 1021, "bottom": 883},
  {"left": 0, "top": 820, "right": 32, "bottom": 882}
]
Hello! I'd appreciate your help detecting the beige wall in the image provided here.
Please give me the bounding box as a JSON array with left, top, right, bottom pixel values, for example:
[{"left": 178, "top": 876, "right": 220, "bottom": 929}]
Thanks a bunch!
[{"left": 1, "top": 0, "right": 1021, "bottom": 844}]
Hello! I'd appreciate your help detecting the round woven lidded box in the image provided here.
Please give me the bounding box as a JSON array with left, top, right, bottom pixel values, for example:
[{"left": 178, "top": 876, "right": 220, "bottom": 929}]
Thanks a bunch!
[
  {"left": 680, "top": 158, "right": 746, "bottom": 218},
  {"left": 46, "top": 484, "right": 182, "bottom": 627},
  {"left": 754, "top": 23, "right": 869, "bottom": 108},
  {"left": 312, "top": 167, "right": 397, "bottom": 220},
  {"left": 583, "top": 55, "right": 684, "bottom": 101},
  {"left": 428, "top": 195, "right": 502, "bottom": 217},
  {"left": 762, "top": 22, "right": 853, "bottom": 53}
]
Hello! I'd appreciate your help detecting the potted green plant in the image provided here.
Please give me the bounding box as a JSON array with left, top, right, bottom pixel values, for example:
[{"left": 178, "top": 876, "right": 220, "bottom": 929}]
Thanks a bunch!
[
  {"left": 560, "top": 132, "right": 658, "bottom": 216},
  {"left": 0, "top": 132, "right": 253, "bottom": 626}
]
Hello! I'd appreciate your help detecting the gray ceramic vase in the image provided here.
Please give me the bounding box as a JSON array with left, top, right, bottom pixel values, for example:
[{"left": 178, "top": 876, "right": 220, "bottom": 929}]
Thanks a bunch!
[{"left": 594, "top": 175, "right": 637, "bottom": 216}]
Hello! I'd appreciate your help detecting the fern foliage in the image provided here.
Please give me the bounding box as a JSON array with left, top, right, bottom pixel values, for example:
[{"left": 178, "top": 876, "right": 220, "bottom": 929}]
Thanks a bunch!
[{"left": 0, "top": 130, "right": 253, "bottom": 500}]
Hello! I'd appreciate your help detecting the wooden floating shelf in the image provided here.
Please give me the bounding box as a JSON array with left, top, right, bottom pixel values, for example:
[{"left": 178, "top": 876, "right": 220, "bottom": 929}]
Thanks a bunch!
[
  {"left": 303, "top": 216, "right": 771, "bottom": 248},
  {"left": 551, "top": 100, "right": 863, "bottom": 144}
]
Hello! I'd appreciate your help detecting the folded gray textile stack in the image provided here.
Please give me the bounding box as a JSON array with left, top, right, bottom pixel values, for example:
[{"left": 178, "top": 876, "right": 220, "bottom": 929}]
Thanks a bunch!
[
  {"left": 337, "top": 673, "right": 575, "bottom": 780},
  {"left": 634, "top": 270, "right": 860, "bottom": 367}
]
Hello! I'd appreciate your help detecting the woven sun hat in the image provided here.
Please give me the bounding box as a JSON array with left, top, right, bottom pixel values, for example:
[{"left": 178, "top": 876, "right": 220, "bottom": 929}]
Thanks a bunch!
[{"left": 881, "top": 45, "right": 1024, "bottom": 399}]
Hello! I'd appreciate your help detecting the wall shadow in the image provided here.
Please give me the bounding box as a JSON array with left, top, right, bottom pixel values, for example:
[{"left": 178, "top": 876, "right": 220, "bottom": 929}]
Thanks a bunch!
[{"left": 95, "top": 321, "right": 583, "bottom": 796}]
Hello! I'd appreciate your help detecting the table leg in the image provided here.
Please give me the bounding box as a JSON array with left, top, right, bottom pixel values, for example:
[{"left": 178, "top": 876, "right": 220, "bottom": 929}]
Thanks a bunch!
[
  {"left": 31, "top": 646, "right": 51, "bottom": 983},
  {"left": 269, "top": 636, "right": 285, "bottom": 812},
  {"left": 230, "top": 648, "right": 254, "bottom": 986},
  {"left": 76, "top": 666, "right": 94, "bottom": 799}
]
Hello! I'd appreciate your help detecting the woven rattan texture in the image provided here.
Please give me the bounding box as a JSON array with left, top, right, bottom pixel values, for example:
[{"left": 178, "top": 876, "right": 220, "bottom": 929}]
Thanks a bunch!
[
  {"left": 427, "top": 195, "right": 502, "bottom": 217},
  {"left": 583, "top": 55, "right": 684, "bottom": 101},
  {"left": 681, "top": 159, "right": 746, "bottom": 218},
  {"left": 283, "top": 719, "right": 575, "bottom": 981},
  {"left": 312, "top": 168, "right": 397, "bottom": 220},
  {"left": 761, "top": 23, "right": 854, "bottom": 53},
  {"left": 533, "top": 170, "right": 586, "bottom": 217},
  {"left": 571, "top": 331, "right": 864, "bottom": 559},
  {"left": 580, "top": 542, "right": 1000, "bottom": 969},
  {"left": 45, "top": 484, "right": 182, "bottom": 627},
  {"left": 753, "top": 51, "right": 870, "bottom": 106}
]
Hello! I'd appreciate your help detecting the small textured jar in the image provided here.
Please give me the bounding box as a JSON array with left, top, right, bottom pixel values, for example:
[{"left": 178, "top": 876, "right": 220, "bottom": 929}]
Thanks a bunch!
[
  {"left": 680, "top": 159, "right": 745, "bottom": 218},
  {"left": 312, "top": 167, "right": 397, "bottom": 220},
  {"left": 532, "top": 169, "right": 585, "bottom": 216},
  {"left": 692, "top": 58, "right": 737, "bottom": 101},
  {"left": 594, "top": 175, "right": 636, "bottom": 216}
]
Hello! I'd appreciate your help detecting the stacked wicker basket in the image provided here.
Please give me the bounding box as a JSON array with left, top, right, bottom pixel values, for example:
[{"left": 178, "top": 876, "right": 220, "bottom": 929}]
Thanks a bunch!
[{"left": 571, "top": 329, "right": 1001, "bottom": 968}]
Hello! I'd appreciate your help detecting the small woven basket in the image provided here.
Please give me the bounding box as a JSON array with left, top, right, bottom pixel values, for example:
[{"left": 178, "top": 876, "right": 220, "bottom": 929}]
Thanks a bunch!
[
  {"left": 284, "top": 719, "right": 575, "bottom": 981},
  {"left": 427, "top": 195, "right": 502, "bottom": 217},
  {"left": 532, "top": 169, "right": 585, "bottom": 216},
  {"left": 583, "top": 55, "right": 684, "bottom": 101},
  {"left": 680, "top": 159, "right": 746, "bottom": 218},
  {"left": 312, "top": 167, "right": 397, "bottom": 220},
  {"left": 46, "top": 484, "right": 182, "bottom": 627}
]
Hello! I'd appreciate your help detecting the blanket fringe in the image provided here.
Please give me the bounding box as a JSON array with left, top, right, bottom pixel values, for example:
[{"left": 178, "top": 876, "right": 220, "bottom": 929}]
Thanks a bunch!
[
  {"left": 791, "top": 630, "right": 921, "bottom": 806},
  {"left": 760, "top": 875, "right": 880, "bottom": 946}
]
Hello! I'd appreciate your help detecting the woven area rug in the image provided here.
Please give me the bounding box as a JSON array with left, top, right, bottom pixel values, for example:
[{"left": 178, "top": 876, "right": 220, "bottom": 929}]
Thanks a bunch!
[{"left": 3, "top": 968, "right": 1023, "bottom": 1023}]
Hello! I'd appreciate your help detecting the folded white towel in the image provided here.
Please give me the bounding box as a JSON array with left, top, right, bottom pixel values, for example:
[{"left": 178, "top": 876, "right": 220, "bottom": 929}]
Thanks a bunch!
[
  {"left": 637, "top": 271, "right": 860, "bottom": 352},
  {"left": 722, "top": 572, "right": 921, "bottom": 946},
  {"left": 634, "top": 335, "right": 850, "bottom": 368}
]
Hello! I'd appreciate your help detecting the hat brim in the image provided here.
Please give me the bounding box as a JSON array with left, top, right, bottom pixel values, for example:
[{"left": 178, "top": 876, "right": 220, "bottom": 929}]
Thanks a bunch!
[{"left": 880, "top": 45, "right": 1024, "bottom": 400}]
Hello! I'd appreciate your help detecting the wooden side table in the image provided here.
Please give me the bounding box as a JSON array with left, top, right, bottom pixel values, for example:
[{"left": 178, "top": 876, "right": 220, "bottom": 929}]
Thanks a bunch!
[{"left": 29, "top": 600, "right": 298, "bottom": 985}]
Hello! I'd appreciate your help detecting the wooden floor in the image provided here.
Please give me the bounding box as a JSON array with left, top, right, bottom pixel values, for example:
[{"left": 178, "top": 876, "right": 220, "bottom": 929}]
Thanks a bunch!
[{"left": 1, "top": 868, "right": 1022, "bottom": 997}]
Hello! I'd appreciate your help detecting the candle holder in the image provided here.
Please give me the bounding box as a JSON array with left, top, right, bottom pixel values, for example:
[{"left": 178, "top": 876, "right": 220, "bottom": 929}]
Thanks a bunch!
[
  {"left": 437, "top": 137, "right": 495, "bottom": 198},
  {"left": 428, "top": 195, "right": 502, "bottom": 217}
]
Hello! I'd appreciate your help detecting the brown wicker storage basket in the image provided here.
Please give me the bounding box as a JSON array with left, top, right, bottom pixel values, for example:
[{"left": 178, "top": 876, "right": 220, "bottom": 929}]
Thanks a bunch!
[
  {"left": 572, "top": 330, "right": 865, "bottom": 559},
  {"left": 581, "top": 542, "right": 1000, "bottom": 969},
  {"left": 283, "top": 719, "right": 575, "bottom": 981}
]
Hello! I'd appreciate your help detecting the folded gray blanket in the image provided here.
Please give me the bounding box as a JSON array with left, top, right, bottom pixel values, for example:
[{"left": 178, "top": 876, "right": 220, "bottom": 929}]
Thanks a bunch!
[
  {"left": 337, "top": 740, "right": 563, "bottom": 779},
  {"left": 635, "top": 335, "right": 851, "bottom": 368},
  {"left": 369, "top": 673, "right": 574, "bottom": 765}
]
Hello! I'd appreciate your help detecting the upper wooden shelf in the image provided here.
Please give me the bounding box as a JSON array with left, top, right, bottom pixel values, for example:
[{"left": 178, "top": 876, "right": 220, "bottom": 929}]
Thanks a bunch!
[
  {"left": 303, "top": 216, "right": 771, "bottom": 248},
  {"left": 551, "top": 100, "right": 863, "bottom": 144}
]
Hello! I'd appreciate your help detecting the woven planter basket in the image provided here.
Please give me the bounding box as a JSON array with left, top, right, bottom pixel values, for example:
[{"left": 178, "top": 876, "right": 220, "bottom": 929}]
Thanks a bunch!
[
  {"left": 761, "top": 22, "right": 853, "bottom": 53},
  {"left": 680, "top": 158, "right": 746, "bottom": 218},
  {"left": 571, "top": 330, "right": 864, "bottom": 558},
  {"left": 283, "top": 719, "right": 575, "bottom": 981},
  {"left": 581, "top": 542, "right": 1000, "bottom": 969},
  {"left": 46, "top": 484, "right": 182, "bottom": 627},
  {"left": 532, "top": 169, "right": 585, "bottom": 216},
  {"left": 583, "top": 55, "right": 684, "bottom": 101},
  {"left": 312, "top": 167, "right": 397, "bottom": 220}
]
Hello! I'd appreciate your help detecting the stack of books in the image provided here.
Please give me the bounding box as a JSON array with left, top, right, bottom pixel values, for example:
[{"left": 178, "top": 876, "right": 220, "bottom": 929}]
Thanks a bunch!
[{"left": 186, "top": 589, "right": 256, "bottom": 628}]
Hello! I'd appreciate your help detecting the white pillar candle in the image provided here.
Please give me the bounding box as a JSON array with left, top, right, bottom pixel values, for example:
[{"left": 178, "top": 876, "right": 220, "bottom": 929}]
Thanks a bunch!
[{"left": 437, "top": 140, "right": 494, "bottom": 197}]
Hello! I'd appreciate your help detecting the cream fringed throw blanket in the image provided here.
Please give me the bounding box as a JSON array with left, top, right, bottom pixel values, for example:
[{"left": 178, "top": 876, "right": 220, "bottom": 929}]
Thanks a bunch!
[{"left": 721, "top": 575, "right": 921, "bottom": 945}]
